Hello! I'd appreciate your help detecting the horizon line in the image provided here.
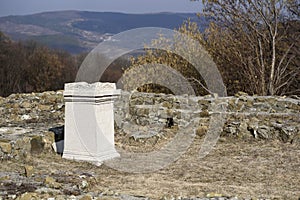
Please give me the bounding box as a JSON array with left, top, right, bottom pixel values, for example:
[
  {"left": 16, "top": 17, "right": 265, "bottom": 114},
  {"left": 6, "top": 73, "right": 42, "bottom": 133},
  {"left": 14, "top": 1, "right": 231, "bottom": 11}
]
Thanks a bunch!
[{"left": 0, "top": 9, "right": 200, "bottom": 18}]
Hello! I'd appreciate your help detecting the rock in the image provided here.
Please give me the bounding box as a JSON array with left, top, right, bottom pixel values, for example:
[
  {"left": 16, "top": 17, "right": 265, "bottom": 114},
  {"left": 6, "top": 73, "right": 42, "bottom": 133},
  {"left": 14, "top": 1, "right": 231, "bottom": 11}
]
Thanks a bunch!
[
  {"left": 102, "top": 190, "right": 116, "bottom": 196},
  {"left": 35, "top": 187, "right": 61, "bottom": 196},
  {"left": 291, "top": 133, "right": 300, "bottom": 145},
  {"left": 24, "top": 165, "right": 34, "bottom": 177},
  {"left": 79, "top": 180, "right": 89, "bottom": 190},
  {"left": 162, "top": 101, "right": 172, "bottom": 108},
  {"left": 43, "top": 131, "right": 56, "bottom": 151},
  {"left": 8, "top": 194, "right": 17, "bottom": 199},
  {"left": 20, "top": 102, "right": 32, "bottom": 109},
  {"left": 44, "top": 176, "right": 62, "bottom": 189},
  {"left": 0, "top": 142, "right": 12, "bottom": 154},
  {"left": 238, "top": 121, "right": 252, "bottom": 138},
  {"left": 235, "top": 100, "right": 245, "bottom": 112},
  {"left": 257, "top": 125, "right": 271, "bottom": 139},
  {"left": 199, "top": 110, "right": 209, "bottom": 117},
  {"left": 21, "top": 114, "right": 32, "bottom": 121},
  {"left": 62, "top": 187, "right": 81, "bottom": 196},
  {"left": 278, "top": 126, "right": 297, "bottom": 143},
  {"left": 224, "top": 122, "right": 240, "bottom": 136},
  {"left": 79, "top": 195, "right": 92, "bottom": 200},
  {"left": 15, "top": 137, "right": 31, "bottom": 153},
  {"left": 206, "top": 192, "right": 223, "bottom": 198},
  {"left": 246, "top": 98, "right": 254, "bottom": 107},
  {"left": 30, "top": 136, "right": 45, "bottom": 154},
  {"left": 44, "top": 95, "right": 57, "bottom": 104},
  {"left": 17, "top": 192, "right": 38, "bottom": 200},
  {"left": 1, "top": 90, "right": 300, "bottom": 200},
  {"left": 196, "top": 126, "right": 208, "bottom": 137},
  {"left": 38, "top": 104, "right": 51, "bottom": 111}
]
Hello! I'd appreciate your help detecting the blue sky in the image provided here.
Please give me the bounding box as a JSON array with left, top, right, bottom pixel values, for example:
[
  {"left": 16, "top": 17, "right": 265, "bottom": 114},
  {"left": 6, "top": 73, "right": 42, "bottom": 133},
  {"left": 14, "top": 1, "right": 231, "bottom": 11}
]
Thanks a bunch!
[{"left": 0, "top": 0, "right": 202, "bottom": 17}]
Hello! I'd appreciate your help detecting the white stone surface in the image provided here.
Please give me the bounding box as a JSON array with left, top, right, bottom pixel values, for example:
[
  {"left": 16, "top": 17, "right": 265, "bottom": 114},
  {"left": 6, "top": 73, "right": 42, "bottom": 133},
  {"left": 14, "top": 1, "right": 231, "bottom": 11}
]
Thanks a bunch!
[{"left": 63, "top": 82, "right": 120, "bottom": 165}]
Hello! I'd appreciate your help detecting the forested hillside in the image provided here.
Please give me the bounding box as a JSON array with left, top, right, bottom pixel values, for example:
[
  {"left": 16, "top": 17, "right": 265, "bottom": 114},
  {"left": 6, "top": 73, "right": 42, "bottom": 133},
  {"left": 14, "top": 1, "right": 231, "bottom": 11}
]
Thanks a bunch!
[{"left": 0, "top": 32, "right": 77, "bottom": 97}]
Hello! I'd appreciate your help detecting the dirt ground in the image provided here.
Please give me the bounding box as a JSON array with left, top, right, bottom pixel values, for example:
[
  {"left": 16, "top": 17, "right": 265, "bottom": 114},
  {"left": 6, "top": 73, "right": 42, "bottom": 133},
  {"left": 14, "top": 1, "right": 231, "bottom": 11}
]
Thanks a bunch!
[{"left": 1, "top": 128, "right": 300, "bottom": 199}]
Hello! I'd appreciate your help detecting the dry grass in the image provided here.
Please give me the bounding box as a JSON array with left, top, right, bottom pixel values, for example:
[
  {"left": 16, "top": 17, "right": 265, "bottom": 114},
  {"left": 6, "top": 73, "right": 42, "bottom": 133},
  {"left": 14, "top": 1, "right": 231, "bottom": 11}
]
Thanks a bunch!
[{"left": 1, "top": 132, "right": 300, "bottom": 199}]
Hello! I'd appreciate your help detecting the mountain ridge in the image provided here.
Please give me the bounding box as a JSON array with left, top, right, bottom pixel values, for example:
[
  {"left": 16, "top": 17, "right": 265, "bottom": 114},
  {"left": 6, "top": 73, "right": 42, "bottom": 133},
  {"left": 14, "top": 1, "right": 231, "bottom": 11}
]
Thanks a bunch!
[{"left": 0, "top": 10, "right": 208, "bottom": 54}]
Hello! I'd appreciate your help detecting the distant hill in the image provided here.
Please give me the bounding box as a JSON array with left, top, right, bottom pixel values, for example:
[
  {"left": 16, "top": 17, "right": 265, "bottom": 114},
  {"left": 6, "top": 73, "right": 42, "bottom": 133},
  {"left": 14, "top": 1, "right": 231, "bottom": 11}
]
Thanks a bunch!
[{"left": 0, "top": 11, "right": 208, "bottom": 54}]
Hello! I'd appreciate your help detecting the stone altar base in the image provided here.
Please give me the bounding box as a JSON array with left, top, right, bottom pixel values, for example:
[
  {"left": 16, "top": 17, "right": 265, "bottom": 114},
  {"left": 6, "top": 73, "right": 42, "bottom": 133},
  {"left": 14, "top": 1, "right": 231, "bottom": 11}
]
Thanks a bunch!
[{"left": 63, "top": 82, "right": 120, "bottom": 165}]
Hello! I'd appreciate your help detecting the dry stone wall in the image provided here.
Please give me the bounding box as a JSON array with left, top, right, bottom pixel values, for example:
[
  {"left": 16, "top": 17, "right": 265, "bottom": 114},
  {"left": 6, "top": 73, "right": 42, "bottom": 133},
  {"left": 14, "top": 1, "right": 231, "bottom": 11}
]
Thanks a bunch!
[
  {"left": 116, "top": 91, "right": 300, "bottom": 143},
  {"left": 0, "top": 91, "right": 64, "bottom": 160},
  {"left": 0, "top": 90, "right": 300, "bottom": 159}
]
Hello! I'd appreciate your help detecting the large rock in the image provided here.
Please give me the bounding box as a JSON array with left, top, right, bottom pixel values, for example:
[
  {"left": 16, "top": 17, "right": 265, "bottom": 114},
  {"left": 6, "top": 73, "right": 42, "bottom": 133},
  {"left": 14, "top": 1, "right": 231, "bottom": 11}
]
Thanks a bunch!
[{"left": 30, "top": 136, "right": 45, "bottom": 154}]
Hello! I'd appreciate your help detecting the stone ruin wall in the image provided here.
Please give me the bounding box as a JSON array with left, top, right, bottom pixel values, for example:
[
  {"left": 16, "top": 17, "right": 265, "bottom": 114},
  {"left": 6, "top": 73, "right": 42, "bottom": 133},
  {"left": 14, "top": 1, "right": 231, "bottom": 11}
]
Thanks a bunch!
[
  {"left": 0, "top": 90, "right": 300, "bottom": 159},
  {"left": 116, "top": 91, "right": 300, "bottom": 142}
]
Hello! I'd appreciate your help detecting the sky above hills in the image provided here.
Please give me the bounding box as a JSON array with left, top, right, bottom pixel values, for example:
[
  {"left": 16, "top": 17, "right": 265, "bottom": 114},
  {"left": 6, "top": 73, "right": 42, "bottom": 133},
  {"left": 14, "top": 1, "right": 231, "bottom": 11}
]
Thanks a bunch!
[{"left": 0, "top": 0, "right": 202, "bottom": 17}]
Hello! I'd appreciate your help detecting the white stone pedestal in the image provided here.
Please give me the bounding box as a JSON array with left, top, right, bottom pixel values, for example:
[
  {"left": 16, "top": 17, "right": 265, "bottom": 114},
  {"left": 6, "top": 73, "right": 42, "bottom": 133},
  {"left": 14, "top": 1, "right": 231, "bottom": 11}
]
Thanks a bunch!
[{"left": 63, "top": 82, "right": 120, "bottom": 165}]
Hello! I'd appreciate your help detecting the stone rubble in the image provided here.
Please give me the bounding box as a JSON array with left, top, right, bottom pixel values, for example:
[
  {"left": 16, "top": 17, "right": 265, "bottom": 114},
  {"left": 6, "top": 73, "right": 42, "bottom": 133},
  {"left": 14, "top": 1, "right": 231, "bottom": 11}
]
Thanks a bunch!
[{"left": 0, "top": 90, "right": 299, "bottom": 199}]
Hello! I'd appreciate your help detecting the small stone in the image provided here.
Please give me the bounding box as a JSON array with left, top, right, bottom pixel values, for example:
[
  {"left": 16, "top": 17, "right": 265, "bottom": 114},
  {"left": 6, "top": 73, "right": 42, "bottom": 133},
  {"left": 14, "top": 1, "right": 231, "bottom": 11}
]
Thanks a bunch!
[
  {"left": 103, "top": 190, "right": 115, "bottom": 196},
  {"left": 21, "top": 114, "right": 32, "bottom": 121},
  {"left": 12, "top": 103, "right": 19, "bottom": 109},
  {"left": 24, "top": 165, "right": 34, "bottom": 177},
  {"left": 21, "top": 102, "right": 32, "bottom": 109},
  {"left": 196, "top": 126, "right": 208, "bottom": 137},
  {"left": 162, "top": 101, "right": 172, "bottom": 108},
  {"left": 257, "top": 125, "right": 270, "bottom": 139},
  {"left": 199, "top": 110, "right": 209, "bottom": 117},
  {"left": 135, "top": 107, "right": 149, "bottom": 117},
  {"left": 18, "top": 192, "right": 38, "bottom": 200},
  {"left": 266, "top": 97, "right": 276, "bottom": 105},
  {"left": 203, "top": 94, "right": 212, "bottom": 99},
  {"left": 206, "top": 193, "right": 223, "bottom": 198},
  {"left": 44, "top": 176, "right": 62, "bottom": 189},
  {"left": 47, "top": 95, "right": 57, "bottom": 104},
  {"left": 79, "top": 195, "right": 92, "bottom": 200},
  {"left": 8, "top": 194, "right": 17, "bottom": 199},
  {"left": 67, "top": 187, "right": 82, "bottom": 196},
  {"left": 80, "top": 180, "right": 89, "bottom": 190},
  {"left": 38, "top": 104, "right": 51, "bottom": 111},
  {"left": 0, "top": 142, "right": 12, "bottom": 154}
]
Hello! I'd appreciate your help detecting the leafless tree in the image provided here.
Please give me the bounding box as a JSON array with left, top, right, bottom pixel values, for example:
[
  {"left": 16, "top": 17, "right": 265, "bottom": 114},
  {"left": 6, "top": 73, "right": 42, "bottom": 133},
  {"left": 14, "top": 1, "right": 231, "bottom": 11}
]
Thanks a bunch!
[{"left": 201, "top": 0, "right": 300, "bottom": 95}]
